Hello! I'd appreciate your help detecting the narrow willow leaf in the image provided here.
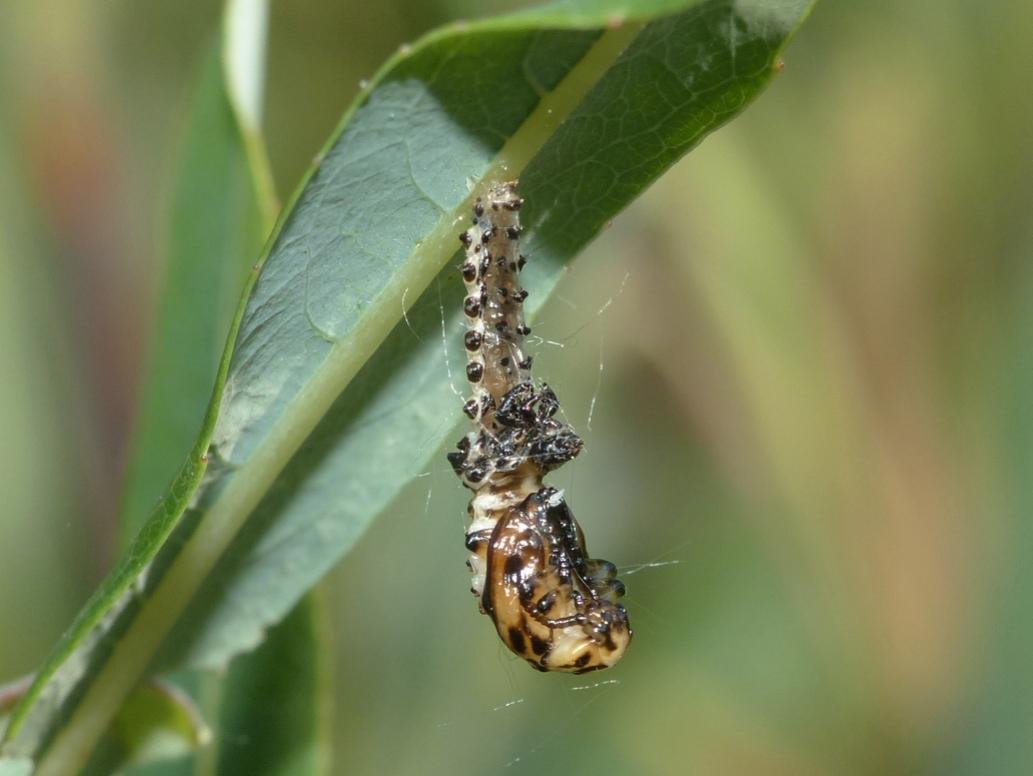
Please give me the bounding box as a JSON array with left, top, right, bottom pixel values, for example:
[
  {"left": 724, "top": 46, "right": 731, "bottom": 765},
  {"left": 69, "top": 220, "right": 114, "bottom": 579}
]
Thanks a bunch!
[
  {"left": 164, "top": 0, "right": 816, "bottom": 671},
  {"left": 213, "top": 595, "right": 332, "bottom": 776},
  {"left": 102, "top": 27, "right": 270, "bottom": 776},
  {"left": 210, "top": 2, "right": 332, "bottom": 773},
  {"left": 957, "top": 255, "right": 1033, "bottom": 771},
  {"left": 3, "top": 679, "right": 206, "bottom": 776},
  {"left": 2, "top": 1, "right": 815, "bottom": 773},
  {"left": 80, "top": 681, "right": 210, "bottom": 776},
  {"left": 117, "top": 33, "right": 270, "bottom": 551},
  {"left": 112, "top": 3, "right": 331, "bottom": 774}
]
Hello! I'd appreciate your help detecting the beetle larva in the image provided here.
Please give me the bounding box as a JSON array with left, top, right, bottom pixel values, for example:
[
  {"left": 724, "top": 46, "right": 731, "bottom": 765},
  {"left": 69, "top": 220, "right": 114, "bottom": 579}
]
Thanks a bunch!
[{"left": 447, "top": 181, "right": 631, "bottom": 674}]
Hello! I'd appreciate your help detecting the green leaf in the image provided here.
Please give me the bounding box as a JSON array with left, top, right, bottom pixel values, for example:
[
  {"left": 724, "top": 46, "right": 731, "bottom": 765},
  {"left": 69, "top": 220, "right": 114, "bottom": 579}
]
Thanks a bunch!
[
  {"left": 2, "top": 1, "right": 814, "bottom": 772},
  {"left": 81, "top": 681, "right": 210, "bottom": 776},
  {"left": 164, "top": 0, "right": 814, "bottom": 671},
  {"left": 3, "top": 678, "right": 207, "bottom": 776},
  {"left": 86, "top": 24, "right": 271, "bottom": 776},
  {"left": 117, "top": 10, "right": 273, "bottom": 753},
  {"left": 110, "top": 2, "right": 331, "bottom": 774},
  {"left": 116, "top": 19, "right": 273, "bottom": 556},
  {"left": 213, "top": 594, "right": 332, "bottom": 776}
]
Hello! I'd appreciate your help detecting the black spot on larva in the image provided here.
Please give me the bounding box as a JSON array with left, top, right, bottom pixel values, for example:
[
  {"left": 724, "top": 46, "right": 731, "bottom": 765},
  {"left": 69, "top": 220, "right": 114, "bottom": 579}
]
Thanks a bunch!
[
  {"left": 519, "top": 356, "right": 533, "bottom": 370},
  {"left": 498, "top": 287, "right": 508, "bottom": 298},
  {"left": 505, "top": 198, "right": 524, "bottom": 211},
  {"left": 514, "top": 289, "right": 529, "bottom": 302},
  {"left": 463, "top": 399, "right": 478, "bottom": 419},
  {"left": 466, "top": 361, "right": 484, "bottom": 382},
  {"left": 509, "top": 262, "right": 517, "bottom": 272},
  {"left": 481, "top": 228, "right": 494, "bottom": 243},
  {"left": 466, "top": 465, "right": 487, "bottom": 484},
  {"left": 575, "top": 653, "right": 592, "bottom": 668},
  {"left": 464, "top": 330, "right": 482, "bottom": 351},
  {"left": 495, "top": 321, "right": 509, "bottom": 333},
  {"left": 504, "top": 554, "right": 523, "bottom": 577},
  {"left": 446, "top": 451, "right": 464, "bottom": 472},
  {"left": 518, "top": 254, "right": 527, "bottom": 270},
  {"left": 506, "top": 226, "right": 521, "bottom": 239},
  {"left": 464, "top": 296, "right": 481, "bottom": 317},
  {"left": 491, "top": 201, "right": 499, "bottom": 210},
  {"left": 500, "top": 356, "right": 511, "bottom": 367},
  {"left": 474, "top": 243, "right": 481, "bottom": 253},
  {"left": 517, "top": 324, "right": 531, "bottom": 336},
  {"left": 456, "top": 436, "right": 470, "bottom": 453},
  {"left": 465, "top": 533, "right": 484, "bottom": 551},
  {"left": 508, "top": 627, "right": 527, "bottom": 654},
  {"left": 459, "top": 232, "right": 472, "bottom": 247},
  {"left": 474, "top": 202, "right": 484, "bottom": 217},
  {"left": 530, "top": 635, "right": 549, "bottom": 655},
  {"left": 462, "top": 263, "right": 476, "bottom": 282},
  {"left": 480, "top": 254, "right": 491, "bottom": 273}
]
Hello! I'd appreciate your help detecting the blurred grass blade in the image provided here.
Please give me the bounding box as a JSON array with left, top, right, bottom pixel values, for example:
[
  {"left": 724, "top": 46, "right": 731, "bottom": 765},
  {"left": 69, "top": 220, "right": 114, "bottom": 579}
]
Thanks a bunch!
[
  {"left": 222, "top": 0, "right": 277, "bottom": 230},
  {"left": 1, "top": 1, "right": 815, "bottom": 773},
  {"left": 953, "top": 250, "right": 1033, "bottom": 771},
  {"left": 223, "top": 0, "right": 270, "bottom": 135},
  {"left": 117, "top": 39, "right": 273, "bottom": 544}
]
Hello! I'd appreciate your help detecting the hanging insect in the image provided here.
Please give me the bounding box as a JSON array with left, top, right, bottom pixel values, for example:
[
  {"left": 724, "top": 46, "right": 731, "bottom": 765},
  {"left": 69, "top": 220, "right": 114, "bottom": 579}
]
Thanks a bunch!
[{"left": 447, "top": 181, "right": 632, "bottom": 674}]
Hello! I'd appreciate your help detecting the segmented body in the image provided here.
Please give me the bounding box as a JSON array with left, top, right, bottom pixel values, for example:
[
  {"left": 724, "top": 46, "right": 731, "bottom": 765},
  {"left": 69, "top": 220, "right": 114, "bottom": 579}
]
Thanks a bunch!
[{"left": 447, "top": 181, "right": 631, "bottom": 674}]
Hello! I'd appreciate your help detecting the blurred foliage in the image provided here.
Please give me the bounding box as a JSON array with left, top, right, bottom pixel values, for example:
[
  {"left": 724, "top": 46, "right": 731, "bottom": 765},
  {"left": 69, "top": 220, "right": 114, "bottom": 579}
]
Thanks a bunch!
[{"left": 0, "top": 0, "right": 1029, "bottom": 774}]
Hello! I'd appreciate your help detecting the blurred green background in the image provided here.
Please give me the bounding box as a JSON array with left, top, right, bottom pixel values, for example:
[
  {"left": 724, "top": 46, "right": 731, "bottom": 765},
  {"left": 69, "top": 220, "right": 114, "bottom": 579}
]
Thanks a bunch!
[{"left": 1, "top": 1, "right": 1031, "bottom": 773}]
